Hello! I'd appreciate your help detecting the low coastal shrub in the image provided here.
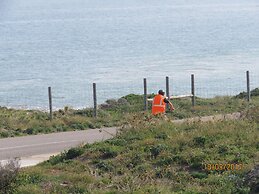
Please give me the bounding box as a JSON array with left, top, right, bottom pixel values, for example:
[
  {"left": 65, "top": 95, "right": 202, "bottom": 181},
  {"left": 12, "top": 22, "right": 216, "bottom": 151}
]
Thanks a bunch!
[
  {"left": 0, "top": 159, "right": 20, "bottom": 194},
  {"left": 48, "top": 147, "right": 85, "bottom": 165}
]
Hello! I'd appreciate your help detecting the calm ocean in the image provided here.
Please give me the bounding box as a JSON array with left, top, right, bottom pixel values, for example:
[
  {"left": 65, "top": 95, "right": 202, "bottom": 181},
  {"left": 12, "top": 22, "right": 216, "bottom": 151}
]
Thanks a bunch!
[{"left": 0, "top": 0, "right": 259, "bottom": 109}]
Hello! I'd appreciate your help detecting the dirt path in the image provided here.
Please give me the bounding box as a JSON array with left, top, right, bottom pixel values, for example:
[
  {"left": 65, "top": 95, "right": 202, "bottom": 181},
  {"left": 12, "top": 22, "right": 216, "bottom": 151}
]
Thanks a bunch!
[{"left": 172, "top": 112, "right": 242, "bottom": 124}]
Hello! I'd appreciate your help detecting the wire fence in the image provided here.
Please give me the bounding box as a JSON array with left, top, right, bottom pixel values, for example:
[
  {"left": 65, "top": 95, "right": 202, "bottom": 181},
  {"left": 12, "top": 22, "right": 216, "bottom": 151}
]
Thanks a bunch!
[{"left": 0, "top": 71, "right": 258, "bottom": 112}]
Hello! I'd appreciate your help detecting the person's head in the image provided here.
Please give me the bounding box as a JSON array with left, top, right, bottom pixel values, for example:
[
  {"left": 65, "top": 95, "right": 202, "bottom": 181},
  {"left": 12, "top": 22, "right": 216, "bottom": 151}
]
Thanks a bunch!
[{"left": 158, "top": 89, "right": 165, "bottom": 96}]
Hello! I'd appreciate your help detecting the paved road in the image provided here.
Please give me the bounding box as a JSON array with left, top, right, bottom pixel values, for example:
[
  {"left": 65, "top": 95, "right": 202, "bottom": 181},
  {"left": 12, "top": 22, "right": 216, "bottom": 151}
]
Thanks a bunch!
[{"left": 0, "top": 127, "right": 118, "bottom": 160}]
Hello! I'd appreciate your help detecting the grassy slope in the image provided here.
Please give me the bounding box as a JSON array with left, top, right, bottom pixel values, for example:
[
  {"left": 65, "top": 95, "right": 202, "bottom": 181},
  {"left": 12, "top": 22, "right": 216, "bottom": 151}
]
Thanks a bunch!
[
  {"left": 1, "top": 92, "right": 259, "bottom": 193},
  {"left": 1, "top": 93, "right": 259, "bottom": 138},
  {"left": 10, "top": 107, "right": 259, "bottom": 194}
]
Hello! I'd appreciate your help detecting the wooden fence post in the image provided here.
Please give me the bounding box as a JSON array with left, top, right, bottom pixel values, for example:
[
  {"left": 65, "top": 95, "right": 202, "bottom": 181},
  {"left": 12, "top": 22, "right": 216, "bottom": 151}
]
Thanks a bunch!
[
  {"left": 48, "top": 87, "right": 52, "bottom": 120},
  {"left": 166, "top": 76, "right": 170, "bottom": 110},
  {"left": 191, "top": 74, "right": 195, "bottom": 106},
  {"left": 246, "top": 71, "right": 251, "bottom": 102},
  {"left": 93, "top": 83, "right": 97, "bottom": 117},
  {"left": 143, "top": 78, "right": 148, "bottom": 111}
]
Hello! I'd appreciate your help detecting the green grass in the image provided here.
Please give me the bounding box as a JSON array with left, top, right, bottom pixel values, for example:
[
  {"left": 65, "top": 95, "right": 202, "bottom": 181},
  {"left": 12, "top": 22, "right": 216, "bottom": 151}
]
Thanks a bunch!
[
  {"left": 1, "top": 89, "right": 259, "bottom": 138},
  {"left": 4, "top": 107, "right": 258, "bottom": 194},
  {"left": 1, "top": 90, "right": 259, "bottom": 193}
]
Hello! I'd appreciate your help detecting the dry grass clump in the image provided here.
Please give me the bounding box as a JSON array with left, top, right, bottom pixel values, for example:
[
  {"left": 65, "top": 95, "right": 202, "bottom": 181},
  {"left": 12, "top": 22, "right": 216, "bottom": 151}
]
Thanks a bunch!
[{"left": 0, "top": 159, "right": 20, "bottom": 194}]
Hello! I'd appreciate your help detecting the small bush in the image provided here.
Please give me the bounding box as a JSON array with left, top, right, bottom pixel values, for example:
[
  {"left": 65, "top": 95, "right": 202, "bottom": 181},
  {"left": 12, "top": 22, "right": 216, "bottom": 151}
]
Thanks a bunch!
[
  {"left": 118, "top": 98, "right": 130, "bottom": 106},
  {"left": 70, "top": 123, "right": 86, "bottom": 130},
  {"left": 0, "top": 159, "right": 20, "bottom": 193},
  {"left": 148, "top": 144, "right": 168, "bottom": 159},
  {"left": 74, "top": 109, "right": 93, "bottom": 117},
  {"left": 236, "top": 88, "right": 259, "bottom": 98},
  {"left": 24, "top": 128, "right": 35, "bottom": 135},
  {"left": 244, "top": 165, "right": 259, "bottom": 194},
  {"left": 65, "top": 147, "right": 85, "bottom": 160},
  {"left": 0, "top": 130, "right": 10, "bottom": 138},
  {"left": 256, "top": 142, "right": 259, "bottom": 150},
  {"left": 99, "top": 147, "right": 118, "bottom": 159},
  {"left": 191, "top": 171, "right": 208, "bottom": 179},
  {"left": 156, "top": 156, "right": 174, "bottom": 166},
  {"left": 135, "top": 164, "right": 150, "bottom": 173},
  {"left": 218, "top": 145, "right": 228, "bottom": 154},
  {"left": 189, "top": 155, "right": 205, "bottom": 169},
  {"left": 47, "top": 147, "right": 85, "bottom": 165},
  {"left": 95, "top": 160, "right": 114, "bottom": 172},
  {"left": 155, "top": 132, "right": 168, "bottom": 140},
  {"left": 193, "top": 136, "right": 206, "bottom": 147},
  {"left": 127, "top": 153, "right": 144, "bottom": 168}
]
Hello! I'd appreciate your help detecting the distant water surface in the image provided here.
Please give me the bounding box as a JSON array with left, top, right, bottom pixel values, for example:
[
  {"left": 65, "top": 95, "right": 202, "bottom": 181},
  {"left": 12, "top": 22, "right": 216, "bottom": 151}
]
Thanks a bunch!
[{"left": 0, "top": 0, "right": 259, "bottom": 109}]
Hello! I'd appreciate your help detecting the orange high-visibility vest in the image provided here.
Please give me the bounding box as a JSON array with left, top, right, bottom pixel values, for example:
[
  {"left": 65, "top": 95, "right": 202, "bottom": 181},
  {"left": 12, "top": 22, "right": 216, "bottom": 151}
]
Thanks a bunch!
[{"left": 152, "top": 94, "right": 166, "bottom": 115}]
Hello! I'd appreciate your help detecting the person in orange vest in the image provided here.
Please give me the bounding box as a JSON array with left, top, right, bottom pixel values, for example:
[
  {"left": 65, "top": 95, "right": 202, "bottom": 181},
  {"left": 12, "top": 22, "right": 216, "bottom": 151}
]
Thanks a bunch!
[{"left": 152, "top": 90, "right": 175, "bottom": 115}]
